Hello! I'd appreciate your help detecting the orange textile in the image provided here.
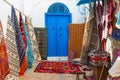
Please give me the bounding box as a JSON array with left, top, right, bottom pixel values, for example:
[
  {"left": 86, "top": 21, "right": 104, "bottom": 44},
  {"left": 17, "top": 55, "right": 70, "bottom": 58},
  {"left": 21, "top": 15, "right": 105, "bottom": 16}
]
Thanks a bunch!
[
  {"left": 0, "top": 21, "right": 10, "bottom": 79},
  {"left": 19, "top": 12, "right": 28, "bottom": 76},
  {"left": 19, "top": 55, "right": 28, "bottom": 76},
  {"left": 68, "top": 24, "right": 85, "bottom": 58}
]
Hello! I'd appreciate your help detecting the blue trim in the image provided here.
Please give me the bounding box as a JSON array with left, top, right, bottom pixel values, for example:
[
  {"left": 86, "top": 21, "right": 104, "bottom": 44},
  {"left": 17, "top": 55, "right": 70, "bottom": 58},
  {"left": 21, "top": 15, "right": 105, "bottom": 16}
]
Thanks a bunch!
[
  {"left": 45, "top": 13, "right": 71, "bottom": 16},
  {"left": 47, "top": 2, "right": 70, "bottom": 13},
  {"left": 45, "top": 13, "right": 72, "bottom": 27},
  {"left": 45, "top": 4, "right": 72, "bottom": 57},
  {"left": 70, "top": 14, "right": 72, "bottom": 23}
]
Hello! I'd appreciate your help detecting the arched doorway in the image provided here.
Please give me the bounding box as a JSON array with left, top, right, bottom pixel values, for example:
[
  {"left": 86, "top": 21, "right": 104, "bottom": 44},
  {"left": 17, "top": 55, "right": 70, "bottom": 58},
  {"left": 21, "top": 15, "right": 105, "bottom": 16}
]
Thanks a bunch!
[{"left": 45, "top": 2, "right": 72, "bottom": 60}]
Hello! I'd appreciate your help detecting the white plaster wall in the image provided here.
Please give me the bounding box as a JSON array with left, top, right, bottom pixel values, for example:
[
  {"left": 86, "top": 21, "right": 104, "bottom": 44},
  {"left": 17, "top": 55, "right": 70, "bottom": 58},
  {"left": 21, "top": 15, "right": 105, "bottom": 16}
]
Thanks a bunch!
[
  {"left": 0, "top": 0, "right": 24, "bottom": 34},
  {"left": 0, "top": 0, "right": 88, "bottom": 33},
  {"left": 23, "top": 0, "right": 86, "bottom": 27},
  {"left": 0, "top": 0, "right": 89, "bottom": 60}
]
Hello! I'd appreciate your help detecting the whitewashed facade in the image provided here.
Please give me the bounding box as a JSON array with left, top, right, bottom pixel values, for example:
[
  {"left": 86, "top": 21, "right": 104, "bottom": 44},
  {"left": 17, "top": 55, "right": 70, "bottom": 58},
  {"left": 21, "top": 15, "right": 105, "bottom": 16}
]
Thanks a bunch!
[
  {"left": 0, "top": 0, "right": 88, "bottom": 29},
  {"left": 0, "top": 0, "right": 89, "bottom": 60}
]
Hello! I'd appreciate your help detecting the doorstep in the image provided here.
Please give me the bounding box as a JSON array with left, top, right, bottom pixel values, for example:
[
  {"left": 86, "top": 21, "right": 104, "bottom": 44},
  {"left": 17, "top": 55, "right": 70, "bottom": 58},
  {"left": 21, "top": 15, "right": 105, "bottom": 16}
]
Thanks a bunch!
[{"left": 47, "top": 56, "right": 68, "bottom": 61}]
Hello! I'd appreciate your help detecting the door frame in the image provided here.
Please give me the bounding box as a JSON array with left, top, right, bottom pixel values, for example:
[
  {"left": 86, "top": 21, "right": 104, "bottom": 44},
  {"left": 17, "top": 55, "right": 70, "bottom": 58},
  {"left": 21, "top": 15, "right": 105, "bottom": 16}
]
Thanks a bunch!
[
  {"left": 45, "top": 13, "right": 72, "bottom": 28},
  {"left": 45, "top": 13, "right": 72, "bottom": 61},
  {"left": 45, "top": 2, "right": 72, "bottom": 60}
]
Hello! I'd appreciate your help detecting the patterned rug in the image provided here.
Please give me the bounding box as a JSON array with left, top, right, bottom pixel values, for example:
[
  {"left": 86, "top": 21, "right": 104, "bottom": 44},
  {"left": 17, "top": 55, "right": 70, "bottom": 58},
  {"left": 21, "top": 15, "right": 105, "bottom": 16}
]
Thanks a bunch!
[
  {"left": 68, "top": 24, "right": 85, "bottom": 58},
  {"left": 34, "top": 28, "right": 47, "bottom": 60},
  {"left": 34, "top": 61, "right": 81, "bottom": 74}
]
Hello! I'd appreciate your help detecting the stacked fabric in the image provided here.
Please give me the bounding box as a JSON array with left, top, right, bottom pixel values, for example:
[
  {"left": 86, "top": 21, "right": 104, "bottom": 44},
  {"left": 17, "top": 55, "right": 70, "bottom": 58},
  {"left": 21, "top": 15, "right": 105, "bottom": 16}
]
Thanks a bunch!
[{"left": 88, "top": 50, "right": 110, "bottom": 67}]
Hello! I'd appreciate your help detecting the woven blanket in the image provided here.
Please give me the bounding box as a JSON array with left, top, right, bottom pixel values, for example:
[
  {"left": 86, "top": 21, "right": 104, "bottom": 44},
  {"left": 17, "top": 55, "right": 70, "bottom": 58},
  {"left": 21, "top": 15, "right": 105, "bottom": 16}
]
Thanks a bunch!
[
  {"left": 68, "top": 24, "right": 85, "bottom": 58},
  {"left": 34, "top": 61, "right": 81, "bottom": 74},
  {"left": 34, "top": 28, "right": 47, "bottom": 60}
]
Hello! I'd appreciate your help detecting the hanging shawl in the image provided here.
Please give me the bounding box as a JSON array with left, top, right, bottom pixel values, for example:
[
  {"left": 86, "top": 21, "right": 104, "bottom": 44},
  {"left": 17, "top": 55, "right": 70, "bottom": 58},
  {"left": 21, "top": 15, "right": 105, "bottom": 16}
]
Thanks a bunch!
[
  {"left": 97, "top": 0, "right": 107, "bottom": 51},
  {"left": 19, "top": 12, "right": 27, "bottom": 50},
  {"left": 22, "top": 16, "right": 34, "bottom": 68},
  {"left": 5, "top": 16, "right": 20, "bottom": 79},
  {"left": 103, "top": 0, "right": 114, "bottom": 51},
  {"left": 103, "top": 0, "right": 113, "bottom": 39},
  {"left": 108, "top": 0, "right": 113, "bottom": 35},
  {"left": 25, "top": 17, "right": 41, "bottom": 65},
  {"left": 97, "top": 0, "right": 103, "bottom": 50},
  {"left": 11, "top": 6, "right": 28, "bottom": 76},
  {"left": 0, "top": 21, "right": 10, "bottom": 79},
  {"left": 19, "top": 13, "right": 34, "bottom": 68}
]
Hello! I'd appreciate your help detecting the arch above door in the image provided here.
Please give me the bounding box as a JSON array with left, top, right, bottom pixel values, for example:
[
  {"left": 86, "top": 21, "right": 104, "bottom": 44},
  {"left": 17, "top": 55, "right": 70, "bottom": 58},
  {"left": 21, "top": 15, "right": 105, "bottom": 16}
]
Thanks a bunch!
[{"left": 47, "top": 2, "right": 70, "bottom": 13}]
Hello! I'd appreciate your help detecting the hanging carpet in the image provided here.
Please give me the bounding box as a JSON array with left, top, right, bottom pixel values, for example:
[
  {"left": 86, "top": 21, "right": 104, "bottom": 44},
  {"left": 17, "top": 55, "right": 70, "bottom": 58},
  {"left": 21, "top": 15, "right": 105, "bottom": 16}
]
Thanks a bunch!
[
  {"left": 5, "top": 16, "right": 20, "bottom": 79},
  {"left": 25, "top": 18, "right": 41, "bottom": 65},
  {"left": 80, "top": 2, "right": 99, "bottom": 65},
  {"left": 68, "top": 24, "right": 85, "bottom": 59},
  {"left": 11, "top": 6, "right": 28, "bottom": 76},
  {"left": 19, "top": 13, "right": 34, "bottom": 68},
  {"left": 34, "top": 27, "right": 47, "bottom": 60}
]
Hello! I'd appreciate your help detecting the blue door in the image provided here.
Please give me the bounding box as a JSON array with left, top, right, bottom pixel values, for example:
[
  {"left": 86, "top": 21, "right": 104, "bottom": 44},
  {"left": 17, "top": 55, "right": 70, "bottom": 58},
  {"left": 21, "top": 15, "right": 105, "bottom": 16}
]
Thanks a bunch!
[
  {"left": 57, "top": 15, "right": 70, "bottom": 56},
  {"left": 46, "top": 15, "right": 57, "bottom": 56},
  {"left": 45, "top": 3, "right": 72, "bottom": 57}
]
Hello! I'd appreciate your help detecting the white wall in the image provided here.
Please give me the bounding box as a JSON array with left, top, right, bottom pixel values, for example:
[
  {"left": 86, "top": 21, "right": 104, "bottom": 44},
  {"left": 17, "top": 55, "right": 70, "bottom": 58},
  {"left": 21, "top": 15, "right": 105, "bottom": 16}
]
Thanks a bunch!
[
  {"left": 0, "top": 0, "right": 88, "bottom": 33},
  {"left": 23, "top": 0, "right": 87, "bottom": 27},
  {"left": 0, "top": 0, "right": 24, "bottom": 34}
]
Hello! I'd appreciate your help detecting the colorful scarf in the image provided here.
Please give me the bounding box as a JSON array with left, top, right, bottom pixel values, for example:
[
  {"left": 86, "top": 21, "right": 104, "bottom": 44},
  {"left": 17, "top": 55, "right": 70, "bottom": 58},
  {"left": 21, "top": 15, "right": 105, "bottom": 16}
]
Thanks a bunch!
[
  {"left": 97, "top": 0, "right": 103, "bottom": 50},
  {"left": 103, "top": 0, "right": 113, "bottom": 39},
  {"left": 11, "top": 6, "right": 28, "bottom": 76},
  {"left": 19, "top": 12, "right": 34, "bottom": 68},
  {"left": 19, "top": 12, "right": 27, "bottom": 50},
  {"left": 25, "top": 17, "right": 41, "bottom": 65},
  {"left": 23, "top": 17, "right": 34, "bottom": 68},
  {"left": 5, "top": 16, "right": 20, "bottom": 79},
  {"left": 0, "top": 20, "right": 10, "bottom": 79}
]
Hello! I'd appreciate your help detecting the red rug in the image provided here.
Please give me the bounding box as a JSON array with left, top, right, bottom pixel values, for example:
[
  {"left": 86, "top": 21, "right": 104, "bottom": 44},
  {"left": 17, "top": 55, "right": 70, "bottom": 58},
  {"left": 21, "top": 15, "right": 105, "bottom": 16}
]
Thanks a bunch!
[{"left": 34, "top": 61, "right": 82, "bottom": 74}]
